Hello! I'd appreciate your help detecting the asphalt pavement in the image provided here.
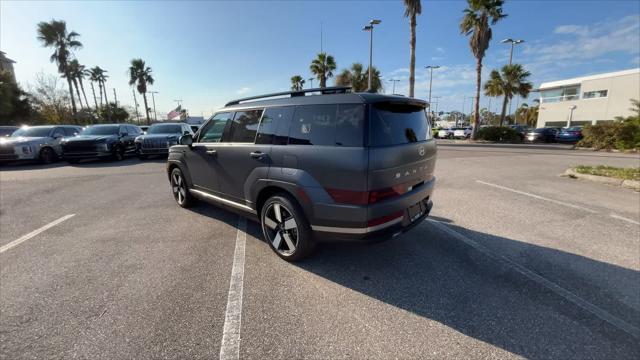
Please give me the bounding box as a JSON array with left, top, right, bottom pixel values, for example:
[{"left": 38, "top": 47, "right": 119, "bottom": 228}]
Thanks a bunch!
[{"left": 1, "top": 144, "right": 639, "bottom": 359}]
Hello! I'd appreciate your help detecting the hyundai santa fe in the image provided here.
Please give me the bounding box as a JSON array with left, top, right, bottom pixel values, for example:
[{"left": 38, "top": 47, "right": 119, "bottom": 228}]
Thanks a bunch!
[{"left": 167, "top": 87, "right": 437, "bottom": 261}]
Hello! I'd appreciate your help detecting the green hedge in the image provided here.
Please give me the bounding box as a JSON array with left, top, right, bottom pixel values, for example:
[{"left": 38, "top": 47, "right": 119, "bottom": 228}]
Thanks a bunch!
[
  {"left": 577, "top": 121, "right": 640, "bottom": 151},
  {"left": 476, "top": 126, "right": 520, "bottom": 142}
]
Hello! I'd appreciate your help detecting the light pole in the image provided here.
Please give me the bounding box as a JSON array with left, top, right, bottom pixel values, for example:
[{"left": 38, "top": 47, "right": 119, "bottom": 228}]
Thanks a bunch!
[
  {"left": 388, "top": 79, "right": 400, "bottom": 94},
  {"left": 501, "top": 38, "right": 525, "bottom": 65},
  {"left": 308, "top": 78, "right": 314, "bottom": 88},
  {"left": 148, "top": 91, "right": 159, "bottom": 122},
  {"left": 432, "top": 96, "right": 442, "bottom": 119},
  {"left": 567, "top": 105, "right": 577, "bottom": 127},
  {"left": 425, "top": 65, "right": 440, "bottom": 108},
  {"left": 362, "top": 19, "right": 381, "bottom": 91},
  {"left": 132, "top": 88, "right": 140, "bottom": 125}
]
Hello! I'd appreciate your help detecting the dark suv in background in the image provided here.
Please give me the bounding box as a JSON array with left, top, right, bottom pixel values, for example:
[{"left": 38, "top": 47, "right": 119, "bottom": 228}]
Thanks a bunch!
[
  {"left": 61, "top": 124, "right": 142, "bottom": 163},
  {"left": 167, "top": 87, "right": 437, "bottom": 261},
  {"left": 135, "top": 122, "right": 193, "bottom": 159}
]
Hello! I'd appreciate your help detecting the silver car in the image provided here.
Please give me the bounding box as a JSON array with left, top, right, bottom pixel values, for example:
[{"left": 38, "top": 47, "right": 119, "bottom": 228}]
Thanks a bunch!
[{"left": 0, "top": 125, "right": 82, "bottom": 164}]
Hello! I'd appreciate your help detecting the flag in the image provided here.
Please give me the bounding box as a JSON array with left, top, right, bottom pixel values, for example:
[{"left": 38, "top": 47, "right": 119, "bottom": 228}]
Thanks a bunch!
[{"left": 167, "top": 105, "right": 182, "bottom": 120}]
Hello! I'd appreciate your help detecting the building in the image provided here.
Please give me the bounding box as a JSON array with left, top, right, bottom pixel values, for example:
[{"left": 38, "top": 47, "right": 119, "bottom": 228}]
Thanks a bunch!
[
  {"left": 536, "top": 68, "right": 640, "bottom": 128},
  {"left": 0, "top": 51, "right": 16, "bottom": 83}
]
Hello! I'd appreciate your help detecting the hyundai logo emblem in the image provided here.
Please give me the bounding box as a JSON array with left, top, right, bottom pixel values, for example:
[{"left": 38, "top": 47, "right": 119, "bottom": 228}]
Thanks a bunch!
[{"left": 418, "top": 146, "right": 425, "bottom": 156}]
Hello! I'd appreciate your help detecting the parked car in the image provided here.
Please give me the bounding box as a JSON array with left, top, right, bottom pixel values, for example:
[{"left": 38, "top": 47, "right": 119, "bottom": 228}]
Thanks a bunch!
[
  {"left": 135, "top": 122, "right": 193, "bottom": 159},
  {"left": 437, "top": 128, "right": 453, "bottom": 139},
  {"left": 524, "top": 127, "right": 559, "bottom": 143},
  {"left": 509, "top": 124, "right": 530, "bottom": 140},
  {"left": 140, "top": 125, "right": 149, "bottom": 134},
  {"left": 0, "top": 126, "right": 19, "bottom": 137},
  {"left": 452, "top": 126, "right": 473, "bottom": 139},
  {"left": 556, "top": 126, "right": 583, "bottom": 143},
  {"left": 61, "top": 124, "right": 142, "bottom": 163},
  {"left": 0, "top": 125, "right": 82, "bottom": 164},
  {"left": 167, "top": 87, "right": 437, "bottom": 261}
]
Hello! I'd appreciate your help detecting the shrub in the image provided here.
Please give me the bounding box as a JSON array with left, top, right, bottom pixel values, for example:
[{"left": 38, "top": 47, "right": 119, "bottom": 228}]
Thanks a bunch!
[
  {"left": 577, "top": 121, "right": 640, "bottom": 151},
  {"left": 476, "top": 126, "right": 520, "bottom": 142}
]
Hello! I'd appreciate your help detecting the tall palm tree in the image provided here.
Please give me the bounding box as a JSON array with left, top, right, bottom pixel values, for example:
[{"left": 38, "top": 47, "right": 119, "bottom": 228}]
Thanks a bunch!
[
  {"left": 460, "top": 0, "right": 506, "bottom": 139},
  {"left": 309, "top": 52, "right": 336, "bottom": 88},
  {"left": 71, "top": 60, "right": 90, "bottom": 109},
  {"left": 290, "top": 75, "right": 305, "bottom": 91},
  {"left": 36, "top": 19, "right": 82, "bottom": 114},
  {"left": 403, "top": 0, "right": 422, "bottom": 98},
  {"left": 66, "top": 59, "right": 84, "bottom": 109},
  {"left": 128, "top": 58, "right": 154, "bottom": 124},
  {"left": 483, "top": 64, "right": 533, "bottom": 126},
  {"left": 335, "top": 63, "right": 382, "bottom": 92},
  {"left": 88, "top": 66, "right": 110, "bottom": 121}
]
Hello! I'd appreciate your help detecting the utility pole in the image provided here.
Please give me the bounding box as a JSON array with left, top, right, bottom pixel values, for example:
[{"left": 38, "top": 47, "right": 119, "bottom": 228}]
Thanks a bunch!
[
  {"left": 308, "top": 78, "right": 314, "bottom": 88},
  {"left": 149, "top": 91, "right": 159, "bottom": 122},
  {"left": 425, "top": 65, "right": 440, "bottom": 107},
  {"left": 132, "top": 88, "right": 140, "bottom": 125},
  {"left": 501, "top": 38, "right": 525, "bottom": 125},
  {"left": 362, "top": 19, "right": 381, "bottom": 91},
  {"left": 112, "top": 88, "right": 118, "bottom": 107},
  {"left": 388, "top": 79, "right": 400, "bottom": 94}
]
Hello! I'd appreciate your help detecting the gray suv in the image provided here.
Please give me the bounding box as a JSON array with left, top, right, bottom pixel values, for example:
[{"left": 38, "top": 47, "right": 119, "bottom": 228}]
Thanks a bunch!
[
  {"left": 167, "top": 87, "right": 437, "bottom": 260},
  {"left": 0, "top": 125, "right": 82, "bottom": 164}
]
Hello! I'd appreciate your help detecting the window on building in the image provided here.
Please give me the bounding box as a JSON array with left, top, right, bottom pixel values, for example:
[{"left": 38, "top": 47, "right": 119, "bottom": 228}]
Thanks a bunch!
[
  {"left": 582, "top": 90, "right": 608, "bottom": 99},
  {"left": 540, "top": 85, "right": 581, "bottom": 103}
]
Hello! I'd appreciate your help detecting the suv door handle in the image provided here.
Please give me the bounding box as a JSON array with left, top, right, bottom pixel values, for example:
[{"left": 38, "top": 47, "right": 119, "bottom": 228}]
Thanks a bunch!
[
  {"left": 250, "top": 151, "right": 265, "bottom": 159},
  {"left": 206, "top": 149, "right": 217, "bottom": 156}
]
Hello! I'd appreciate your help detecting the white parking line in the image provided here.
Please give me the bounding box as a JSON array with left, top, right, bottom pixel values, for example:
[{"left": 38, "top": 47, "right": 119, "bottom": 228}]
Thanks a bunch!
[
  {"left": 428, "top": 219, "right": 640, "bottom": 339},
  {"left": 610, "top": 213, "right": 640, "bottom": 226},
  {"left": 0, "top": 214, "right": 75, "bottom": 254},
  {"left": 219, "top": 217, "right": 247, "bottom": 360},
  {"left": 476, "top": 180, "right": 598, "bottom": 213}
]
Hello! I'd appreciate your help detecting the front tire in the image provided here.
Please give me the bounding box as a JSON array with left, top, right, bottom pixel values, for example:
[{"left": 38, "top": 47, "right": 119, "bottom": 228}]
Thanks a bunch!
[
  {"left": 260, "top": 194, "right": 315, "bottom": 261},
  {"left": 170, "top": 168, "right": 194, "bottom": 208},
  {"left": 113, "top": 146, "right": 125, "bottom": 161},
  {"left": 39, "top": 147, "right": 56, "bottom": 164}
]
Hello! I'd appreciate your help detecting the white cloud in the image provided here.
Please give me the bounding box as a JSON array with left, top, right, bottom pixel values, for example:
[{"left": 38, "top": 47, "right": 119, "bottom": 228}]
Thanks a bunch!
[
  {"left": 436, "top": 47, "right": 445, "bottom": 54},
  {"left": 236, "top": 87, "right": 251, "bottom": 95},
  {"left": 554, "top": 25, "right": 589, "bottom": 35}
]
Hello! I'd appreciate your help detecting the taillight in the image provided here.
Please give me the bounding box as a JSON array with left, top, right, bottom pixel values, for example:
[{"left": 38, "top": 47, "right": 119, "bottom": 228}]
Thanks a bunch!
[
  {"left": 367, "top": 211, "right": 404, "bottom": 227},
  {"left": 327, "top": 180, "right": 419, "bottom": 205},
  {"left": 325, "top": 189, "right": 369, "bottom": 205}
]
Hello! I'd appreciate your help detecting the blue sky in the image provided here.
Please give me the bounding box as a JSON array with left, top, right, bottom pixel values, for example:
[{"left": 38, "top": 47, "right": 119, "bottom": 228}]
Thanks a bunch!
[{"left": 2, "top": 0, "right": 639, "bottom": 119}]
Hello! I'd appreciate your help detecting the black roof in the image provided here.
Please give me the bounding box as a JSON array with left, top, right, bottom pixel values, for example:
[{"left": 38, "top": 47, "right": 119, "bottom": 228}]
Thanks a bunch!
[{"left": 222, "top": 87, "right": 426, "bottom": 111}]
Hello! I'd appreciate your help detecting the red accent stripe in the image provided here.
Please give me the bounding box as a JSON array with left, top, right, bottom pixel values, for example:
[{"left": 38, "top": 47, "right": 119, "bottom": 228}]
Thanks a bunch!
[{"left": 367, "top": 211, "right": 404, "bottom": 227}]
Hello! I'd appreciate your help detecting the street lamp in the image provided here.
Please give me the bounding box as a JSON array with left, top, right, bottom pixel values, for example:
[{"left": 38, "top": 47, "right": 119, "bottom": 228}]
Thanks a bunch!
[
  {"left": 425, "top": 65, "right": 440, "bottom": 108},
  {"left": 363, "top": 19, "right": 381, "bottom": 91},
  {"left": 308, "top": 78, "right": 314, "bottom": 89},
  {"left": 568, "top": 105, "right": 577, "bottom": 127},
  {"left": 500, "top": 38, "right": 525, "bottom": 65},
  {"left": 388, "top": 79, "right": 400, "bottom": 94}
]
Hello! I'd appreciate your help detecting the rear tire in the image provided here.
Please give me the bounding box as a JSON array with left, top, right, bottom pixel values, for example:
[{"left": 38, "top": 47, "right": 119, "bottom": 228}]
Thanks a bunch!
[
  {"left": 113, "top": 146, "right": 125, "bottom": 161},
  {"left": 170, "top": 167, "right": 194, "bottom": 208},
  {"left": 39, "top": 147, "right": 56, "bottom": 164},
  {"left": 260, "top": 194, "right": 315, "bottom": 261}
]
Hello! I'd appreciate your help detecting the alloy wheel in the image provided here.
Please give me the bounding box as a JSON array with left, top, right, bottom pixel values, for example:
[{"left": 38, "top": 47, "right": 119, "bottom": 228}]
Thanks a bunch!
[
  {"left": 263, "top": 202, "right": 299, "bottom": 256},
  {"left": 172, "top": 171, "right": 187, "bottom": 205}
]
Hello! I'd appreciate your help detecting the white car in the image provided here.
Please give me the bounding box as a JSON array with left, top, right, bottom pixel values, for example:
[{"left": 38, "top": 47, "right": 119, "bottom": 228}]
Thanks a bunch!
[
  {"left": 437, "top": 128, "right": 453, "bottom": 139},
  {"left": 452, "top": 127, "right": 473, "bottom": 139}
]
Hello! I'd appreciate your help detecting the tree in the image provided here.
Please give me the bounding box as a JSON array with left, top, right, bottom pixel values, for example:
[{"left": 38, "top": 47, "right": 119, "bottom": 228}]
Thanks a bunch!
[
  {"left": 27, "top": 72, "right": 73, "bottom": 124},
  {"left": 515, "top": 103, "right": 539, "bottom": 127},
  {"left": 335, "top": 63, "right": 382, "bottom": 92},
  {"left": 88, "top": 66, "right": 111, "bottom": 121},
  {"left": 483, "top": 64, "right": 533, "bottom": 126},
  {"left": 36, "top": 19, "right": 82, "bottom": 114},
  {"left": 99, "top": 103, "right": 129, "bottom": 123},
  {"left": 403, "top": 0, "right": 422, "bottom": 98},
  {"left": 70, "top": 60, "right": 91, "bottom": 109},
  {"left": 460, "top": 0, "right": 506, "bottom": 139},
  {"left": 290, "top": 75, "right": 305, "bottom": 91},
  {"left": 0, "top": 71, "right": 32, "bottom": 123},
  {"left": 128, "top": 58, "right": 154, "bottom": 125},
  {"left": 66, "top": 59, "right": 84, "bottom": 109},
  {"left": 310, "top": 52, "right": 336, "bottom": 88}
]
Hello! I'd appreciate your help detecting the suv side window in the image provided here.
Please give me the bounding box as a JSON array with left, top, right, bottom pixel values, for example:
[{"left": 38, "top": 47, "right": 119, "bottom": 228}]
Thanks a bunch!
[
  {"left": 63, "top": 127, "right": 80, "bottom": 136},
  {"left": 199, "top": 112, "right": 233, "bottom": 143},
  {"left": 222, "top": 109, "right": 263, "bottom": 143},
  {"left": 130, "top": 125, "right": 141, "bottom": 135},
  {"left": 52, "top": 127, "right": 65, "bottom": 138},
  {"left": 256, "top": 107, "right": 294, "bottom": 145},
  {"left": 289, "top": 104, "right": 364, "bottom": 146}
]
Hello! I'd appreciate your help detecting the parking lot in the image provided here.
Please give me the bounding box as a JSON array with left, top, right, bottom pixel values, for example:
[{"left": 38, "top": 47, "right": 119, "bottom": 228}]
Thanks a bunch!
[{"left": 1, "top": 143, "right": 639, "bottom": 359}]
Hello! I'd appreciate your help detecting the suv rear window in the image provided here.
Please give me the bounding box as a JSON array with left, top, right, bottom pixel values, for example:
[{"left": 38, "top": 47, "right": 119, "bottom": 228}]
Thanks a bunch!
[
  {"left": 370, "top": 103, "right": 430, "bottom": 146},
  {"left": 288, "top": 104, "right": 364, "bottom": 147}
]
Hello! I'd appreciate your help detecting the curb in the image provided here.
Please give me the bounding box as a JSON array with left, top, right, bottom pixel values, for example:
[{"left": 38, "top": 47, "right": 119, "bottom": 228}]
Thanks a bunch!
[{"left": 563, "top": 169, "right": 640, "bottom": 191}]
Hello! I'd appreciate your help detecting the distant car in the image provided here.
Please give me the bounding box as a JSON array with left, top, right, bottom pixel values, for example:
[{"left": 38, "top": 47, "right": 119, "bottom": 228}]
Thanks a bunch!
[
  {"left": 525, "top": 128, "right": 559, "bottom": 143},
  {"left": 135, "top": 122, "right": 193, "bottom": 159},
  {"left": 452, "top": 127, "right": 472, "bottom": 139},
  {"left": 509, "top": 124, "right": 530, "bottom": 140},
  {"left": 437, "top": 128, "right": 453, "bottom": 139},
  {"left": 0, "top": 126, "right": 19, "bottom": 137},
  {"left": 0, "top": 125, "right": 83, "bottom": 164},
  {"left": 556, "top": 126, "right": 583, "bottom": 143},
  {"left": 61, "top": 124, "right": 142, "bottom": 163},
  {"left": 140, "top": 125, "right": 149, "bottom": 134}
]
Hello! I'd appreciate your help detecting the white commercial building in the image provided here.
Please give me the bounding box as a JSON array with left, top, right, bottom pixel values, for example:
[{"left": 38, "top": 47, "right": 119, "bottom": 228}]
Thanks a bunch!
[{"left": 537, "top": 68, "right": 640, "bottom": 128}]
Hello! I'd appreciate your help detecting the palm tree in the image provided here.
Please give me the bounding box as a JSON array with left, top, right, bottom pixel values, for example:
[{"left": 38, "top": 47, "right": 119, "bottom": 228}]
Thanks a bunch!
[
  {"left": 36, "top": 19, "right": 82, "bottom": 114},
  {"left": 403, "top": 0, "right": 422, "bottom": 98},
  {"left": 483, "top": 64, "right": 533, "bottom": 126},
  {"left": 460, "top": 0, "right": 506, "bottom": 139},
  {"left": 66, "top": 59, "right": 84, "bottom": 109},
  {"left": 309, "top": 52, "right": 336, "bottom": 88},
  {"left": 335, "top": 63, "right": 382, "bottom": 92},
  {"left": 71, "top": 60, "right": 90, "bottom": 110},
  {"left": 290, "top": 75, "right": 305, "bottom": 91},
  {"left": 128, "top": 58, "right": 154, "bottom": 124},
  {"left": 88, "top": 66, "right": 110, "bottom": 121}
]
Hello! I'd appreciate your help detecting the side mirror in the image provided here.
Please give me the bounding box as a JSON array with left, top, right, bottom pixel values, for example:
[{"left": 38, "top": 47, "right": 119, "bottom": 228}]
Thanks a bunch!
[
  {"left": 179, "top": 134, "right": 193, "bottom": 146},
  {"left": 183, "top": 131, "right": 190, "bottom": 135}
]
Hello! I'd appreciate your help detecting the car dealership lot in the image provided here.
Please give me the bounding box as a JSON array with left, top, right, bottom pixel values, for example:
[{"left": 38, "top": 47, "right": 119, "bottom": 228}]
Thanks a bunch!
[{"left": 1, "top": 145, "right": 639, "bottom": 359}]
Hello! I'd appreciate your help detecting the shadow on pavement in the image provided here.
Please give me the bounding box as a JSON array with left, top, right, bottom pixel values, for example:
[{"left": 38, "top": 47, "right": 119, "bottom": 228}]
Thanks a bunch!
[
  {"left": 289, "top": 219, "right": 639, "bottom": 359},
  {"left": 0, "top": 157, "right": 166, "bottom": 171}
]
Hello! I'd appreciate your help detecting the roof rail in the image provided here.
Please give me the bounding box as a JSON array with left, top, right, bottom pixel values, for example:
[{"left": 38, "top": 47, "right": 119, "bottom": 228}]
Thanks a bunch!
[{"left": 224, "top": 86, "right": 352, "bottom": 107}]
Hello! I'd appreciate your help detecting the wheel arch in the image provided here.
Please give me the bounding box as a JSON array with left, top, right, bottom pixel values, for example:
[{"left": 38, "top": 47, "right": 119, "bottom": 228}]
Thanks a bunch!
[{"left": 254, "top": 183, "right": 311, "bottom": 219}]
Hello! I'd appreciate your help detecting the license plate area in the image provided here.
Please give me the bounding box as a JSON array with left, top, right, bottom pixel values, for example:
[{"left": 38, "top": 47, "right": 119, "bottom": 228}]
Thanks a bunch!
[{"left": 407, "top": 201, "right": 424, "bottom": 223}]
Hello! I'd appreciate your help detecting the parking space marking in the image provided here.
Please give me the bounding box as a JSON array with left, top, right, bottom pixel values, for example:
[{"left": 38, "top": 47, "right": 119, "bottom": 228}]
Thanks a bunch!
[
  {"left": 476, "top": 180, "right": 598, "bottom": 214},
  {"left": 219, "top": 217, "right": 247, "bottom": 360},
  {"left": 428, "top": 219, "right": 640, "bottom": 339},
  {"left": 610, "top": 213, "right": 640, "bottom": 226},
  {"left": 0, "top": 214, "right": 76, "bottom": 254}
]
